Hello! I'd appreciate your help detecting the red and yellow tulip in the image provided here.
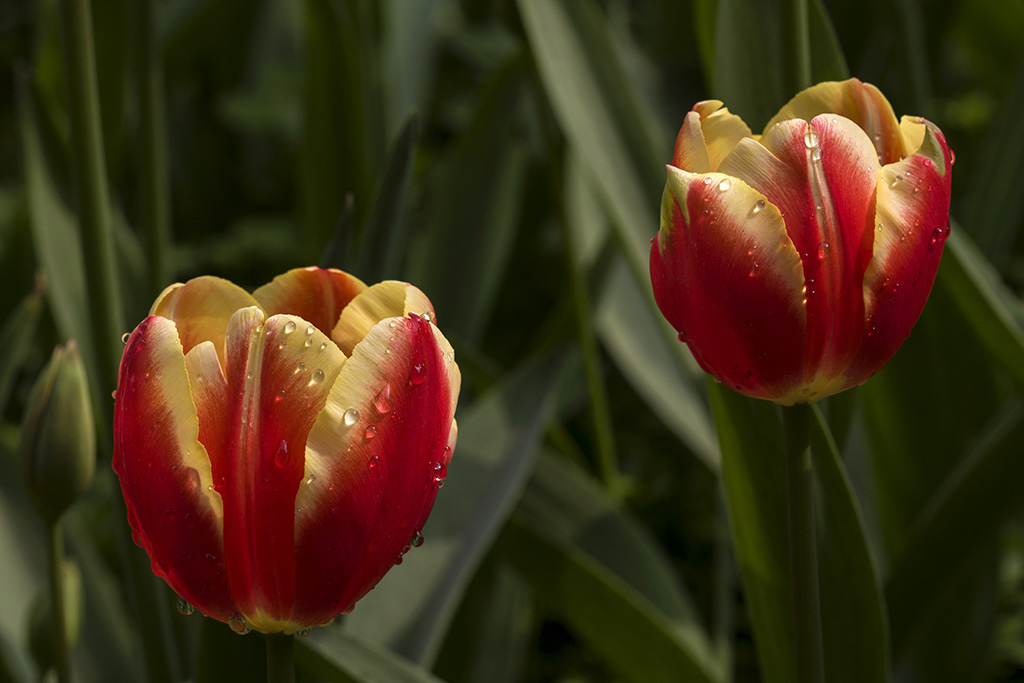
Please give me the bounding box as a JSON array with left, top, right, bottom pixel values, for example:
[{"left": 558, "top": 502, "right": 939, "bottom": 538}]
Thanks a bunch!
[
  {"left": 113, "top": 267, "right": 460, "bottom": 634},
  {"left": 650, "top": 78, "right": 953, "bottom": 405}
]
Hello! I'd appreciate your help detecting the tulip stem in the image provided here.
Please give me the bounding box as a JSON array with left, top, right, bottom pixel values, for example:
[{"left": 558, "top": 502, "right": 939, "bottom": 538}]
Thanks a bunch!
[
  {"left": 782, "top": 0, "right": 812, "bottom": 93},
  {"left": 782, "top": 403, "right": 824, "bottom": 683},
  {"left": 48, "top": 520, "right": 72, "bottom": 683},
  {"left": 265, "top": 634, "right": 295, "bottom": 683}
]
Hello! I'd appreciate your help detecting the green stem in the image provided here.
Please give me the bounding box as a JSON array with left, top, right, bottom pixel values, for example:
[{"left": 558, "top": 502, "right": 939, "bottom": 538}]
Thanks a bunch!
[
  {"left": 58, "top": 0, "right": 125, "bottom": 381},
  {"left": 782, "top": 0, "right": 812, "bottom": 93},
  {"left": 265, "top": 634, "right": 295, "bottom": 683},
  {"left": 48, "top": 520, "right": 71, "bottom": 683},
  {"left": 783, "top": 403, "right": 824, "bottom": 683},
  {"left": 134, "top": 0, "right": 173, "bottom": 296}
]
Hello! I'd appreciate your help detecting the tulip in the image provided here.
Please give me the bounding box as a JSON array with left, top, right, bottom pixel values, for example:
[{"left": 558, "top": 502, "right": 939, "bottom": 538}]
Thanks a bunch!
[
  {"left": 650, "top": 78, "right": 953, "bottom": 405},
  {"left": 112, "top": 267, "right": 460, "bottom": 635}
]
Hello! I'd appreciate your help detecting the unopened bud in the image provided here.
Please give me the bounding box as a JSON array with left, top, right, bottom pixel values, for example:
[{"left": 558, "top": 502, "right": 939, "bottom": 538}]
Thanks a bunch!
[{"left": 21, "top": 341, "right": 96, "bottom": 521}]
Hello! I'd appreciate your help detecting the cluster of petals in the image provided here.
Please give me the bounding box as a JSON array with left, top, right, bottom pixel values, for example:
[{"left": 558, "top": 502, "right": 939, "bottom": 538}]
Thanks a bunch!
[
  {"left": 650, "top": 78, "right": 953, "bottom": 404},
  {"left": 113, "top": 267, "right": 460, "bottom": 634}
]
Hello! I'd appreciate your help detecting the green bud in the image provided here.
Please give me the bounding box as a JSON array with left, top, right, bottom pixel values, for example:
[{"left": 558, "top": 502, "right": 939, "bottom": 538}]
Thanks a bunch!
[{"left": 20, "top": 341, "right": 96, "bottom": 521}]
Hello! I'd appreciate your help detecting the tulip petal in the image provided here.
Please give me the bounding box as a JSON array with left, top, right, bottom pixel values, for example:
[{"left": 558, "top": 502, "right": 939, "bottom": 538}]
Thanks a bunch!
[
  {"left": 651, "top": 165, "right": 806, "bottom": 399},
  {"left": 214, "top": 308, "right": 347, "bottom": 632},
  {"left": 692, "top": 101, "right": 753, "bottom": 172},
  {"left": 113, "top": 317, "right": 235, "bottom": 621},
  {"left": 720, "top": 115, "right": 879, "bottom": 397},
  {"left": 673, "top": 111, "right": 711, "bottom": 173},
  {"left": 331, "top": 281, "right": 435, "bottom": 357},
  {"left": 253, "top": 267, "right": 367, "bottom": 338},
  {"left": 151, "top": 277, "right": 260, "bottom": 369},
  {"left": 293, "top": 314, "right": 460, "bottom": 627},
  {"left": 763, "top": 78, "right": 906, "bottom": 165},
  {"left": 844, "top": 118, "right": 953, "bottom": 385}
]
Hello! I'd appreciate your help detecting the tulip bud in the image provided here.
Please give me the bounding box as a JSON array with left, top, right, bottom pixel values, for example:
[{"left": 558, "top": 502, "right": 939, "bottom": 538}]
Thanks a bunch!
[{"left": 21, "top": 341, "right": 96, "bottom": 521}]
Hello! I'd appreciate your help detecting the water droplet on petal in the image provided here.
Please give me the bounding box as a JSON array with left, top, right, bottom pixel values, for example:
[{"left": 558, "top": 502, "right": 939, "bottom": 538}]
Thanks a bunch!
[
  {"left": 717, "top": 178, "right": 731, "bottom": 192},
  {"left": 931, "top": 226, "right": 949, "bottom": 246},
  {"left": 294, "top": 362, "right": 306, "bottom": 374},
  {"left": 373, "top": 384, "right": 393, "bottom": 413},
  {"left": 176, "top": 598, "right": 194, "bottom": 616},
  {"left": 364, "top": 425, "right": 377, "bottom": 441},
  {"left": 228, "top": 616, "right": 251, "bottom": 635},
  {"left": 421, "top": 311, "right": 432, "bottom": 323},
  {"left": 274, "top": 440, "right": 289, "bottom": 468},
  {"left": 411, "top": 531, "right": 424, "bottom": 547},
  {"left": 306, "top": 472, "right": 316, "bottom": 485},
  {"left": 304, "top": 337, "right": 313, "bottom": 347},
  {"left": 410, "top": 362, "right": 427, "bottom": 386},
  {"left": 748, "top": 262, "right": 759, "bottom": 278},
  {"left": 343, "top": 408, "right": 359, "bottom": 426},
  {"left": 890, "top": 174, "right": 903, "bottom": 189},
  {"left": 702, "top": 176, "right": 713, "bottom": 186},
  {"left": 305, "top": 325, "right": 315, "bottom": 335},
  {"left": 817, "top": 242, "right": 830, "bottom": 259},
  {"left": 284, "top": 321, "right": 297, "bottom": 334},
  {"left": 948, "top": 149, "right": 956, "bottom": 165},
  {"left": 811, "top": 146, "right": 823, "bottom": 161},
  {"left": 368, "top": 455, "right": 379, "bottom": 470},
  {"left": 297, "top": 629, "right": 311, "bottom": 639},
  {"left": 752, "top": 199, "right": 765, "bottom": 214},
  {"left": 804, "top": 127, "right": 819, "bottom": 148},
  {"left": 308, "top": 369, "right": 325, "bottom": 386},
  {"left": 121, "top": 332, "right": 130, "bottom": 344},
  {"left": 276, "top": 389, "right": 286, "bottom": 402}
]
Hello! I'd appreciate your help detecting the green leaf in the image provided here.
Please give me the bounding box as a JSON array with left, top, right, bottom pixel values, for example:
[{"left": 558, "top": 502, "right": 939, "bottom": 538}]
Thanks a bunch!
[
  {"left": 594, "top": 259, "right": 718, "bottom": 469},
  {"left": 810, "top": 406, "right": 890, "bottom": 683},
  {"left": 960, "top": 59, "right": 1024, "bottom": 272},
  {"left": 300, "top": 0, "right": 382, "bottom": 259},
  {"left": 710, "top": 0, "right": 785, "bottom": 128},
  {"left": 18, "top": 84, "right": 101, "bottom": 409},
  {"left": 711, "top": 386, "right": 889, "bottom": 683},
  {"left": 0, "top": 283, "right": 45, "bottom": 416},
  {"left": 404, "top": 56, "right": 529, "bottom": 344},
  {"left": 351, "top": 111, "right": 420, "bottom": 283},
  {"left": 940, "top": 227, "right": 1024, "bottom": 395},
  {"left": 298, "top": 628, "right": 444, "bottom": 683},
  {"left": 708, "top": 385, "right": 794, "bottom": 683},
  {"left": 516, "top": 451, "right": 721, "bottom": 678},
  {"left": 517, "top": 0, "right": 658, "bottom": 281},
  {"left": 344, "top": 354, "right": 566, "bottom": 666},
  {"left": 808, "top": 0, "right": 850, "bottom": 83},
  {"left": 498, "top": 515, "right": 722, "bottom": 683},
  {"left": 885, "top": 397, "right": 1024, "bottom": 664}
]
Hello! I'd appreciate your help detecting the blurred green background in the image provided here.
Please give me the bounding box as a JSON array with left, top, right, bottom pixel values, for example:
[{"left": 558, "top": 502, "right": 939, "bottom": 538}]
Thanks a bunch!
[{"left": 2, "top": 0, "right": 1024, "bottom": 681}]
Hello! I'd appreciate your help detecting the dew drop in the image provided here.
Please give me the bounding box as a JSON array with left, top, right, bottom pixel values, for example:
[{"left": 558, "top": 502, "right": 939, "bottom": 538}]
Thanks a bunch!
[
  {"left": 343, "top": 408, "right": 359, "bottom": 426},
  {"left": 309, "top": 369, "right": 325, "bottom": 385},
  {"left": 184, "top": 467, "right": 201, "bottom": 492},
  {"left": 228, "top": 616, "right": 251, "bottom": 635},
  {"left": 297, "top": 629, "right": 311, "bottom": 639},
  {"left": 305, "top": 325, "right": 315, "bottom": 335},
  {"left": 276, "top": 389, "right": 286, "bottom": 402},
  {"left": 717, "top": 178, "right": 731, "bottom": 192},
  {"left": 306, "top": 472, "right": 316, "bottom": 485},
  {"left": 890, "top": 174, "right": 903, "bottom": 189},
  {"left": 111, "top": 389, "right": 118, "bottom": 401},
  {"left": 319, "top": 343, "right": 327, "bottom": 351},
  {"left": 810, "top": 146, "right": 823, "bottom": 162},
  {"left": 752, "top": 199, "right": 765, "bottom": 214},
  {"left": 410, "top": 362, "right": 427, "bottom": 386},
  {"left": 421, "top": 311, "right": 432, "bottom": 323},
  {"left": 931, "top": 226, "right": 949, "bottom": 246},
  {"left": 364, "top": 425, "right": 377, "bottom": 441},
  {"left": 411, "top": 531, "right": 424, "bottom": 548},
  {"left": 804, "top": 127, "right": 819, "bottom": 148},
  {"left": 373, "top": 384, "right": 393, "bottom": 413},
  {"left": 176, "top": 598, "right": 194, "bottom": 616},
  {"left": 388, "top": 320, "right": 398, "bottom": 329},
  {"left": 817, "top": 242, "right": 830, "bottom": 259},
  {"left": 274, "top": 440, "right": 290, "bottom": 468},
  {"left": 304, "top": 337, "right": 313, "bottom": 348},
  {"left": 284, "top": 320, "right": 297, "bottom": 334},
  {"left": 677, "top": 331, "right": 689, "bottom": 343},
  {"left": 368, "top": 455, "right": 379, "bottom": 470},
  {"left": 702, "top": 176, "right": 713, "bottom": 186},
  {"left": 748, "top": 262, "right": 759, "bottom": 278},
  {"left": 121, "top": 332, "right": 130, "bottom": 344},
  {"left": 948, "top": 149, "right": 956, "bottom": 165}
]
